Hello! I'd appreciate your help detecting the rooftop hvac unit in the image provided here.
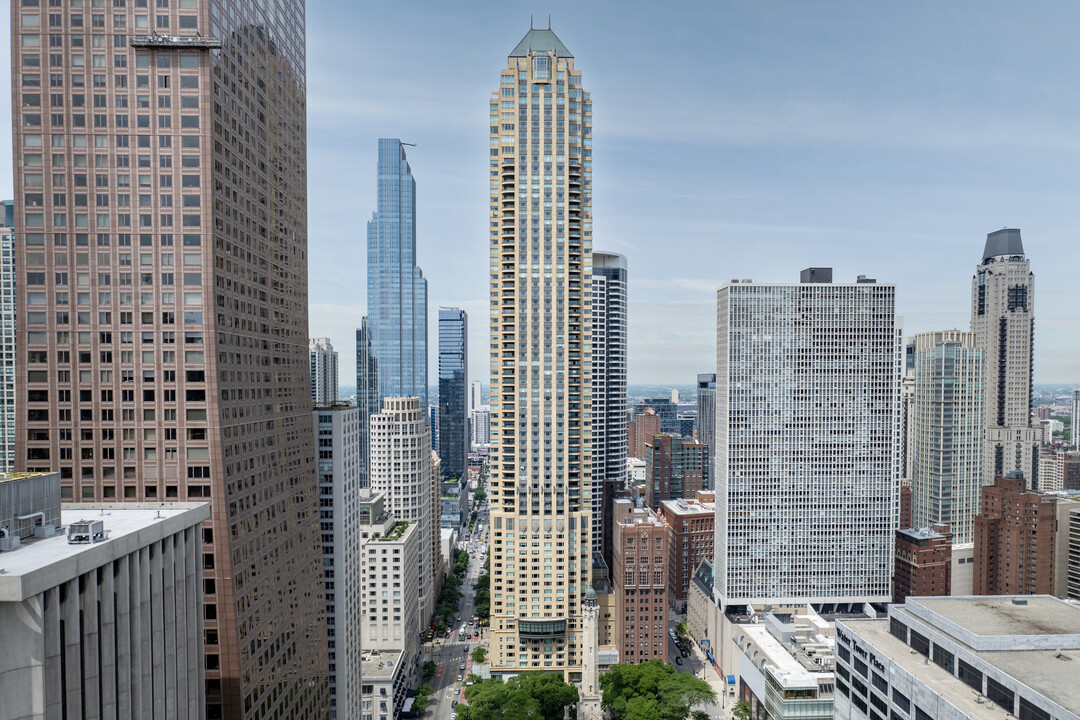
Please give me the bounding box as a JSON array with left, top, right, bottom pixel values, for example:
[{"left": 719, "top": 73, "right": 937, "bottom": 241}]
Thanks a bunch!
[{"left": 67, "top": 520, "right": 106, "bottom": 544}]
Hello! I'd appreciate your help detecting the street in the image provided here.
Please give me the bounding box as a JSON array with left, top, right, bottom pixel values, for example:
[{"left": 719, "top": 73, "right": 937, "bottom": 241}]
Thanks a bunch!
[
  {"left": 668, "top": 614, "right": 734, "bottom": 720},
  {"left": 423, "top": 492, "right": 489, "bottom": 720}
]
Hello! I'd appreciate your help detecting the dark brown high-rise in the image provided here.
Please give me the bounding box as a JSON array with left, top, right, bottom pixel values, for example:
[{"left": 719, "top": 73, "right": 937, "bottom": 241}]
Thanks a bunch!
[
  {"left": 893, "top": 523, "right": 952, "bottom": 604},
  {"left": 973, "top": 472, "right": 1057, "bottom": 596},
  {"left": 644, "top": 434, "right": 707, "bottom": 510},
  {"left": 11, "top": 1, "right": 328, "bottom": 718}
]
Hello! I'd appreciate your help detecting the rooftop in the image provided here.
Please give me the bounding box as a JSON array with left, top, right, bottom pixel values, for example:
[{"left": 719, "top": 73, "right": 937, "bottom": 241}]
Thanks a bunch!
[
  {"left": 0, "top": 503, "right": 210, "bottom": 602},
  {"left": 982, "top": 228, "right": 1024, "bottom": 260},
  {"left": 361, "top": 648, "right": 404, "bottom": 681},
  {"left": 845, "top": 617, "right": 1080, "bottom": 720},
  {"left": 897, "top": 526, "right": 949, "bottom": 541},
  {"left": 660, "top": 498, "right": 715, "bottom": 516},
  {"left": 903, "top": 595, "right": 1080, "bottom": 647},
  {"left": 509, "top": 27, "right": 572, "bottom": 58}
]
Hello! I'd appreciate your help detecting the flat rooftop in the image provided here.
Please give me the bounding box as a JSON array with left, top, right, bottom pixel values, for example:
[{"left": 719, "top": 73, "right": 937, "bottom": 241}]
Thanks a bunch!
[
  {"left": 361, "top": 648, "right": 404, "bottom": 681},
  {"left": 738, "top": 624, "right": 833, "bottom": 688},
  {"left": 906, "top": 596, "right": 1080, "bottom": 642},
  {"left": 846, "top": 618, "right": 1080, "bottom": 720},
  {"left": 0, "top": 503, "right": 210, "bottom": 602}
]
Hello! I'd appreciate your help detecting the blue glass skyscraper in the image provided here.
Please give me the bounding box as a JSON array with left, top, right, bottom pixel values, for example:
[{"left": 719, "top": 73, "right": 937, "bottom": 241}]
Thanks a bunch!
[{"left": 366, "top": 138, "right": 428, "bottom": 408}]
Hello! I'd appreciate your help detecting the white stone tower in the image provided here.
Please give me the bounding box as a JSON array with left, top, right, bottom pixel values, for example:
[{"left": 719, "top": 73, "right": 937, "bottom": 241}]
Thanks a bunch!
[{"left": 578, "top": 586, "right": 602, "bottom": 720}]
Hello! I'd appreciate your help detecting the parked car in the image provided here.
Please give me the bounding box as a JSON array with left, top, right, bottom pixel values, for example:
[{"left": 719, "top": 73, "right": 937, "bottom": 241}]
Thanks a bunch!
[
  {"left": 459, "top": 662, "right": 466, "bottom": 671},
  {"left": 675, "top": 657, "right": 683, "bottom": 666}
]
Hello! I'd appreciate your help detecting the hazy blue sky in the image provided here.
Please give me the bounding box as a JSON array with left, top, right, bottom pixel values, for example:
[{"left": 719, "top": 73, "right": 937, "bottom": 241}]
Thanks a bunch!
[{"left": 5, "top": 2, "right": 1080, "bottom": 387}]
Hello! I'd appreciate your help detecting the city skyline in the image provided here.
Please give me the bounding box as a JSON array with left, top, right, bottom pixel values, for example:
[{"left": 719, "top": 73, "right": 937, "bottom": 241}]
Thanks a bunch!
[{"left": 2, "top": 5, "right": 1079, "bottom": 387}]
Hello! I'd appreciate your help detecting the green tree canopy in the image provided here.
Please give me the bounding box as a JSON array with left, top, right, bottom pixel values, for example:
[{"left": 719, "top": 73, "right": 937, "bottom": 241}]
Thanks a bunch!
[
  {"left": 732, "top": 701, "right": 751, "bottom": 720},
  {"left": 600, "top": 661, "right": 716, "bottom": 720},
  {"left": 463, "top": 672, "right": 579, "bottom": 720},
  {"left": 422, "top": 660, "right": 437, "bottom": 681},
  {"left": 471, "top": 646, "right": 488, "bottom": 664}
]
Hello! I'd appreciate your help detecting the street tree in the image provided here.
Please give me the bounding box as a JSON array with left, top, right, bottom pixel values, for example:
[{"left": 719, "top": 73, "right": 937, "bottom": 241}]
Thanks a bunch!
[
  {"left": 600, "top": 660, "right": 716, "bottom": 720},
  {"left": 471, "top": 646, "right": 488, "bottom": 664}
]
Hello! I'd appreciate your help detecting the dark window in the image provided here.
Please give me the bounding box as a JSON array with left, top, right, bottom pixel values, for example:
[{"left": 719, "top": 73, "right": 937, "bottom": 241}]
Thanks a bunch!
[
  {"left": 870, "top": 692, "right": 889, "bottom": 715},
  {"left": 909, "top": 630, "right": 929, "bottom": 657},
  {"left": 892, "top": 689, "right": 910, "bottom": 714},
  {"left": 1018, "top": 697, "right": 1050, "bottom": 720},
  {"left": 852, "top": 695, "right": 868, "bottom": 714},
  {"left": 872, "top": 673, "right": 888, "bottom": 693},
  {"left": 932, "top": 644, "right": 954, "bottom": 673},
  {"left": 889, "top": 617, "right": 907, "bottom": 642},
  {"left": 958, "top": 659, "right": 982, "bottom": 692},
  {"left": 836, "top": 664, "right": 850, "bottom": 681},
  {"left": 915, "top": 708, "right": 933, "bottom": 720},
  {"left": 854, "top": 657, "right": 868, "bottom": 678},
  {"left": 852, "top": 677, "right": 867, "bottom": 697},
  {"left": 837, "top": 644, "right": 851, "bottom": 662},
  {"left": 836, "top": 678, "right": 848, "bottom": 697},
  {"left": 986, "top": 678, "right": 1014, "bottom": 710}
]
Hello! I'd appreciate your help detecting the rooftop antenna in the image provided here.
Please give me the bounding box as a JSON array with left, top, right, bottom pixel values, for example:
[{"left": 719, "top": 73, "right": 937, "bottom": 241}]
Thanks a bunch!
[
  {"left": 401, "top": 142, "right": 416, "bottom": 147},
  {"left": 548, "top": 15, "right": 552, "bottom": 29},
  {"left": 530, "top": 15, "right": 533, "bottom": 30}
]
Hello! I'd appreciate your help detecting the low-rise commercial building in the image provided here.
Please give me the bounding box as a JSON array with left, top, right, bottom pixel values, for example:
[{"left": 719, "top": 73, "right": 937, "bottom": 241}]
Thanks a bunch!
[
  {"left": 834, "top": 596, "right": 1080, "bottom": 720},
  {"left": 360, "top": 648, "right": 409, "bottom": 720},
  {"left": 0, "top": 477, "right": 209, "bottom": 720}
]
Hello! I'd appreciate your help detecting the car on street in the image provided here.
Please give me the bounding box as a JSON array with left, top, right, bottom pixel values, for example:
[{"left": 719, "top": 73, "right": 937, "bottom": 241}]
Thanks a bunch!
[
  {"left": 459, "top": 662, "right": 466, "bottom": 670},
  {"left": 451, "top": 713, "right": 457, "bottom": 720},
  {"left": 681, "top": 650, "right": 688, "bottom": 658},
  {"left": 675, "top": 657, "right": 683, "bottom": 666},
  {"left": 457, "top": 674, "right": 463, "bottom": 682}
]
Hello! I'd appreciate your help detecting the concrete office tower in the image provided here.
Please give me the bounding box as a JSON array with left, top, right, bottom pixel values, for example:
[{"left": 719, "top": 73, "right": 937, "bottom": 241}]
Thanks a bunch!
[
  {"left": 696, "top": 374, "right": 716, "bottom": 482},
  {"left": 10, "top": 4, "right": 328, "bottom": 717},
  {"left": 715, "top": 270, "right": 902, "bottom": 607},
  {"left": 309, "top": 337, "right": 339, "bottom": 405},
  {"left": 1073, "top": 389, "right": 1080, "bottom": 450},
  {"left": 644, "top": 434, "right": 708, "bottom": 510},
  {"left": 910, "top": 331, "right": 984, "bottom": 544},
  {"left": 591, "top": 251, "right": 628, "bottom": 560},
  {"left": 470, "top": 380, "right": 484, "bottom": 414},
  {"left": 438, "top": 308, "right": 468, "bottom": 478},
  {"left": 973, "top": 471, "right": 1057, "bottom": 596},
  {"left": 471, "top": 406, "right": 491, "bottom": 447},
  {"left": 369, "top": 397, "right": 436, "bottom": 631},
  {"left": 313, "top": 405, "right": 362, "bottom": 720},
  {"left": 834, "top": 596, "right": 1080, "bottom": 720},
  {"left": 357, "top": 491, "right": 420, "bottom": 700},
  {"left": 612, "top": 498, "right": 670, "bottom": 665},
  {"left": 486, "top": 25, "right": 594, "bottom": 680},
  {"left": 356, "top": 318, "right": 380, "bottom": 487},
  {"left": 0, "top": 472, "right": 209, "bottom": 719},
  {"left": 971, "top": 229, "right": 1039, "bottom": 487},
  {"left": 367, "top": 139, "right": 428, "bottom": 408},
  {"left": 0, "top": 201, "right": 14, "bottom": 473}
]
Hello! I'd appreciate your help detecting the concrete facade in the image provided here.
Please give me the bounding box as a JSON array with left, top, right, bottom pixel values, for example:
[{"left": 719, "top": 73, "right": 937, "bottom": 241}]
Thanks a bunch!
[
  {"left": 835, "top": 596, "right": 1080, "bottom": 720},
  {"left": 0, "top": 502, "right": 209, "bottom": 720}
]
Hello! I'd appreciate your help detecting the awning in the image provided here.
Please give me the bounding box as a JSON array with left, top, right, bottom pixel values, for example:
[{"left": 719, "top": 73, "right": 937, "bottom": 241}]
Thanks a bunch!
[{"left": 727, "top": 675, "right": 735, "bottom": 685}]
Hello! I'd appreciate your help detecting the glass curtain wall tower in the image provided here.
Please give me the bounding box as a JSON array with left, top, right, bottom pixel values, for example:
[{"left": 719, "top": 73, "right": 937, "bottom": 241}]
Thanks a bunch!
[
  {"left": 438, "top": 308, "right": 468, "bottom": 478},
  {"left": 487, "top": 25, "right": 593, "bottom": 681},
  {"left": 367, "top": 138, "right": 428, "bottom": 408},
  {"left": 10, "top": 2, "right": 329, "bottom": 717}
]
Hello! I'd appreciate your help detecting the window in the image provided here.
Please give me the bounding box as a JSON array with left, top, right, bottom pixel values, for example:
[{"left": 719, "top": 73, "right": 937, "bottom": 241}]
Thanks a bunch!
[
  {"left": 931, "top": 644, "right": 954, "bottom": 673},
  {"left": 986, "top": 678, "right": 1014, "bottom": 710},
  {"left": 533, "top": 55, "right": 550, "bottom": 80},
  {"left": 909, "top": 630, "right": 929, "bottom": 657},
  {"left": 889, "top": 617, "right": 907, "bottom": 643},
  {"left": 1018, "top": 697, "right": 1050, "bottom": 720},
  {"left": 892, "top": 689, "right": 910, "bottom": 714},
  {"left": 957, "top": 659, "right": 982, "bottom": 692}
]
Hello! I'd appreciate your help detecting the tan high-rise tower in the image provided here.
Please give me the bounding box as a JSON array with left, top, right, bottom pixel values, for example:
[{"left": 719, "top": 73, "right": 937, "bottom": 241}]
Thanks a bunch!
[
  {"left": 971, "top": 229, "right": 1039, "bottom": 487},
  {"left": 487, "top": 24, "right": 593, "bottom": 680},
  {"left": 11, "top": 2, "right": 328, "bottom": 718}
]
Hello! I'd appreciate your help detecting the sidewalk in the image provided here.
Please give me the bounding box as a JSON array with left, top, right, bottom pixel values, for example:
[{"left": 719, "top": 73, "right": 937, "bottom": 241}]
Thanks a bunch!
[{"left": 690, "top": 642, "right": 735, "bottom": 720}]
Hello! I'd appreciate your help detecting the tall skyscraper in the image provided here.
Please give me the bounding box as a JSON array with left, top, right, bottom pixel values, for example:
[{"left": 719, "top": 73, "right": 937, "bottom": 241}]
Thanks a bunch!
[
  {"left": 487, "top": 25, "right": 593, "bottom": 680},
  {"left": 11, "top": 5, "right": 328, "bottom": 718},
  {"left": 0, "top": 201, "right": 15, "bottom": 473},
  {"left": 368, "top": 397, "right": 436, "bottom": 631},
  {"left": 971, "top": 229, "right": 1038, "bottom": 487},
  {"left": 714, "top": 270, "right": 901, "bottom": 607},
  {"left": 309, "top": 337, "right": 339, "bottom": 405},
  {"left": 910, "top": 330, "right": 984, "bottom": 544},
  {"left": 591, "top": 251, "right": 627, "bottom": 560},
  {"left": 367, "top": 138, "right": 428, "bottom": 408},
  {"left": 313, "top": 404, "right": 361, "bottom": 720},
  {"left": 438, "top": 308, "right": 468, "bottom": 478},
  {"left": 644, "top": 434, "right": 708, "bottom": 510},
  {"left": 1072, "top": 389, "right": 1080, "bottom": 450},
  {"left": 696, "top": 373, "right": 716, "bottom": 484},
  {"left": 356, "top": 318, "right": 379, "bottom": 487},
  {"left": 469, "top": 379, "right": 484, "bottom": 414}
]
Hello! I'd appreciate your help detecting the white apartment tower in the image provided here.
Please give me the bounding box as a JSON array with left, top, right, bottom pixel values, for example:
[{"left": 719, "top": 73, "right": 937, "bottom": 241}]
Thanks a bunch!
[
  {"left": 487, "top": 25, "right": 594, "bottom": 680},
  {"left": 310, "top": 337, "right": 339, "bottom": 405},
  {"left": 470, "top": 380, "right": 484, "bottom": 414},
  {"left": 0, "top": 206, "right": 14, "bottom": 474},
  {"left": 368, "top": 397, "right": 436, "bottom": 632},
  {"left": 313, "top": 405, "right": 361, "bottom": 720},
  {"left": 971, "top": 229, "right": 1038, "bottom": 487},
  {"left": 910, "top": 331, "right": 984, "bottom": 544},
  {"left": 591, "top": 251, "right": 628, "bottom": 559},
  {"left": 714, "top": 269, "right": 901, "bottom": 607}
]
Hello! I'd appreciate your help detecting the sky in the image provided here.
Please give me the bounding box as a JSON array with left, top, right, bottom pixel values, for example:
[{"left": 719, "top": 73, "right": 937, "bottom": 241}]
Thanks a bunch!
[{"left": 3, "top": 1, "right": 1080, "bottom": 387}]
